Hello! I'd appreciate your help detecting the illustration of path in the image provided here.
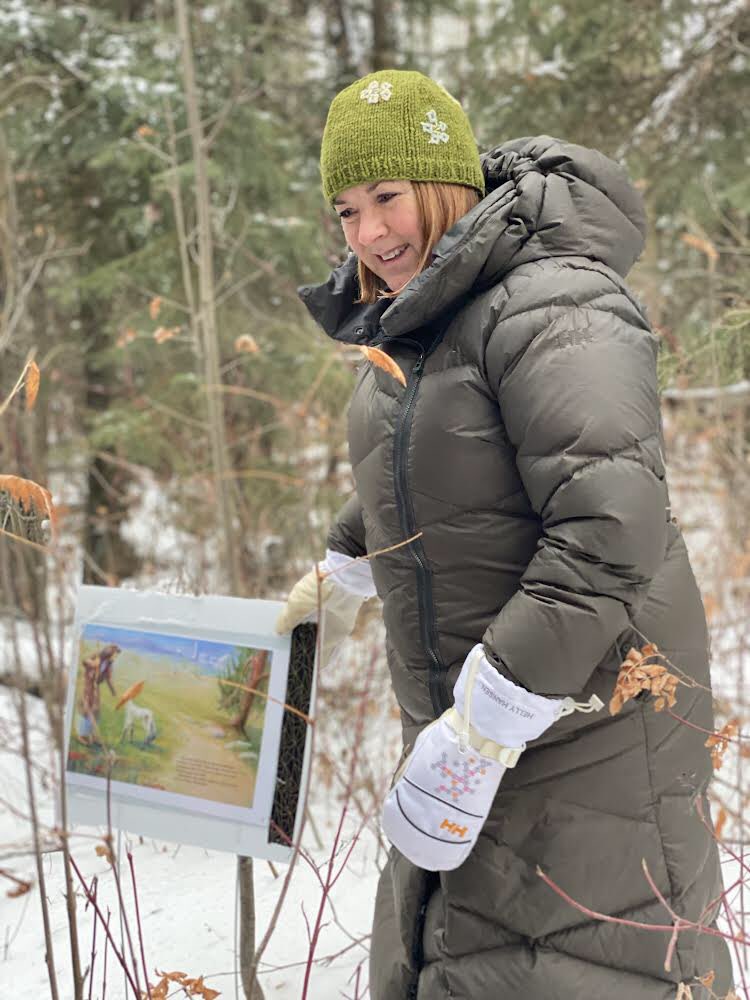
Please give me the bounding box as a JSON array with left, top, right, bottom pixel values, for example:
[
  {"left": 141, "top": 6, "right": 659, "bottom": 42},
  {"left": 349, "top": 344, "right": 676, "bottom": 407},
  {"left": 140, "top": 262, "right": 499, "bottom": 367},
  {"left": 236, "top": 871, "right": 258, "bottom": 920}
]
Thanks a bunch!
[{"left": 159, "top": 713, "right": 257, "bottom": 807}]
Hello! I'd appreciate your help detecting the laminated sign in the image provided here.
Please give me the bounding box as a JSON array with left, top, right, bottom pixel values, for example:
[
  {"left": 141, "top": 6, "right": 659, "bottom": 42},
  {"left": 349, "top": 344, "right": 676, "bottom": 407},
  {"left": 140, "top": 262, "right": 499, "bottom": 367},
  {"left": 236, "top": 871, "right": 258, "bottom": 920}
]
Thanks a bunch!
[{"left": 63, "top": 586, "right": 317, "bottom": 862}]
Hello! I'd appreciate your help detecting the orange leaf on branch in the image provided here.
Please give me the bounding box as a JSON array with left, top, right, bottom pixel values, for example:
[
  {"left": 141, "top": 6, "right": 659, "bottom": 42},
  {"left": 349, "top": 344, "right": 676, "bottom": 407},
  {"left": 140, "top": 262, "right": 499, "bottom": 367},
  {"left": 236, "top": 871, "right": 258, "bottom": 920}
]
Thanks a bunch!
[
  {"left": 116, "top": 328, "right": 137, "bottom": 348},
  {"left": 153, "top": 325, "right": 179, "bottom": 343},
  {"left": 696, "top": 970, "right": 715, "bottom": 989},
  {"left": 705, "top": 719, "right": 739, "bottom": 770},
  {"left": 714, "top": 807, "right": 727, "bottom": 840},
  {"left": 115, "top": 680, "right": 145, "bottom": 711},
  {"left": 146, "top": 969, "right": 220, "bottom": 998},
  {"left": 0, "top": 474, "right": 55, "bottom": 525},
  {"left": 149, "top": 296, "right": 162, "bottom": 319},
  {"left": 680, "top": 232, "right": 719, "bottom": 264},
  {"left": 358, "top": 346, "right": 406, "bottom": 387},
  {"left": 25, "top": 361, "right": 40, "bottom": 411},
  {"left": 95, "top": 839, "right": 114, "bottom": 865},
  {"left": 234, "top": 333, "right": 259, "bottom": 354}
]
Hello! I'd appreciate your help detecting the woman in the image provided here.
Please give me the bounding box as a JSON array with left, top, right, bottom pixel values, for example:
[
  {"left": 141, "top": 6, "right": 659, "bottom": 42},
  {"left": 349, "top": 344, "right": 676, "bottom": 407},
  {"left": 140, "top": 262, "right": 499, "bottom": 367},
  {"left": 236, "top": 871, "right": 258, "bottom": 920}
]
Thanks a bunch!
[{"left": 276, "top": 69, "right": 732, "bottom": 999}]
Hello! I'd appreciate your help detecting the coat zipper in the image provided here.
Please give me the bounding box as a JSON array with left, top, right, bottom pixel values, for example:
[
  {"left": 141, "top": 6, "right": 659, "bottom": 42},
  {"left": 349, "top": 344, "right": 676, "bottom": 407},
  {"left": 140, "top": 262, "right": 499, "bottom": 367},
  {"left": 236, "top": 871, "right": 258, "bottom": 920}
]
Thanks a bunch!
[{"left": 391, "top": 336, "right": 451, "bottom": 718}]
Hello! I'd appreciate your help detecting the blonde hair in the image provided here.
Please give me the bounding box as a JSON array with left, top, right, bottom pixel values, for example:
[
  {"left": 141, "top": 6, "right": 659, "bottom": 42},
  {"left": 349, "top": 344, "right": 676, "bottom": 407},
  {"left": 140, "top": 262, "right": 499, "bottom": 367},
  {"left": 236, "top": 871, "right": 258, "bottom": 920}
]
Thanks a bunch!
[{"left": 354, "top": 180, "right": 481, "bottom": 305}]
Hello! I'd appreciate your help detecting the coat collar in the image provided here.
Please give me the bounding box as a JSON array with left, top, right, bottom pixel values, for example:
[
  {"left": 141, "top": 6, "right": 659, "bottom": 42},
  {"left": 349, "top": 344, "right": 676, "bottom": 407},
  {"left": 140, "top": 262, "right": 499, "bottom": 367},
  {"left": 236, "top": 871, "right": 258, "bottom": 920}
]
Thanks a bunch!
[{"left": 298, "top": 135, "right": 647, "bottom": 343}]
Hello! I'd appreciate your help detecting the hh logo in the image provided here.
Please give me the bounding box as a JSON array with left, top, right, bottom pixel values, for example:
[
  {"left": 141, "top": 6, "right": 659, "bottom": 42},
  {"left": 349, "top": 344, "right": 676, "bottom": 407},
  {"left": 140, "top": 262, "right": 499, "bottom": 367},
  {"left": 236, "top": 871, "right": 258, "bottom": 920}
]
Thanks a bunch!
[{"left": 440, "top": 819, "right": 468, "bottom": 838}]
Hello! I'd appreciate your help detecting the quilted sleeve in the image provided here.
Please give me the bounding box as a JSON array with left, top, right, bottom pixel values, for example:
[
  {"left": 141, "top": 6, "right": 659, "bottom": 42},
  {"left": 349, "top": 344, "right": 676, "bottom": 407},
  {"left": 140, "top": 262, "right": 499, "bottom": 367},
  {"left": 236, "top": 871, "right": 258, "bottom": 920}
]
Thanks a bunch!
[
  {"left": 327, "top": 492, "right": 368, "bottom": 559},
  {"left": 482, "top": 299, "right": 669, "bottom": 695}
]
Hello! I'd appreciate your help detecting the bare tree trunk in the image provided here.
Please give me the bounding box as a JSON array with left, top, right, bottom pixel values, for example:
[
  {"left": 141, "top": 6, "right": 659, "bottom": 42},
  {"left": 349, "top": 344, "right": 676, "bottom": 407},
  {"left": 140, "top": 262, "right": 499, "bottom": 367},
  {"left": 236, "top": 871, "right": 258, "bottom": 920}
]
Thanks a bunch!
[
  {"left": 175, "top": 0, "right": 241, "bottom": 594},
  {"left": 174, "top": 4, "right": 261, "bottom": 998},
  {"left": 371, "top": 0, "right": 398, "bottom": 71},
  {"left": 325, "top": 0, "right": 357, "bottom": 85}
]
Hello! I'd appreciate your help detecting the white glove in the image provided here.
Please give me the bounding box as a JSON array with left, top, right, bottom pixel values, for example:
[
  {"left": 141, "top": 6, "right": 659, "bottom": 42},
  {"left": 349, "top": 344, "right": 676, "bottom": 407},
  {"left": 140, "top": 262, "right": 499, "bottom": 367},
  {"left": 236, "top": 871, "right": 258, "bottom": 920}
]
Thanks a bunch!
[
  {"left": 381, "top": 644, "right": 603, "bottom": 871},
  {"left": 275, "top": 549, "right": 376, "bottom": 665}
]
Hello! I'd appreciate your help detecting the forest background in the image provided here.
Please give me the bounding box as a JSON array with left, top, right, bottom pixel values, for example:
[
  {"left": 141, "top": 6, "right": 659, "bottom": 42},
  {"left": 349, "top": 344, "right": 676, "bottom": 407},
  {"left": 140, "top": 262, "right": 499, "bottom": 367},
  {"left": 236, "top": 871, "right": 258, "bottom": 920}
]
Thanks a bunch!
[{"left": 0, "top": 0, "right": 749, "bottom": 998}]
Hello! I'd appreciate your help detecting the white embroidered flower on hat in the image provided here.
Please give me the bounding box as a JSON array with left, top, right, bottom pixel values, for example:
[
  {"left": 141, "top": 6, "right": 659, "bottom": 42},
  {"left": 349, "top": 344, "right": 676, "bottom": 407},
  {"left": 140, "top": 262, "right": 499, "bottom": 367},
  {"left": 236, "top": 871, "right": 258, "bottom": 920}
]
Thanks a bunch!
[
  {"left": 360, "top": 80, "right": 393, "bottom": 104},
  {"left": 421, "top": 109, "right": 449, "bottom": 144}
]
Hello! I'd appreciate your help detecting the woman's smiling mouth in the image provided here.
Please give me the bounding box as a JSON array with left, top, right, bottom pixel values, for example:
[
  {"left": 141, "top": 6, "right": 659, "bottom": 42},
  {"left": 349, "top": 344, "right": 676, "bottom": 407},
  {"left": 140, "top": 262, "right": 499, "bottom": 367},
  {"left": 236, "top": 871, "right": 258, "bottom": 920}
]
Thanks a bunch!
[{"left": 376, "top": 244, "right": 409, "bottom": 263}]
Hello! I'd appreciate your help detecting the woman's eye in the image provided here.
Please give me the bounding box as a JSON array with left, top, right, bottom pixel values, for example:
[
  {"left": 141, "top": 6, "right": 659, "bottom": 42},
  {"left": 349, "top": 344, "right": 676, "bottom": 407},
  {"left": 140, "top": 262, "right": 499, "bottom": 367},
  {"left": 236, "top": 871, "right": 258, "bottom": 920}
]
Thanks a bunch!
[{"left": 337, "top": 192, "right": 397, "bottom": 221}]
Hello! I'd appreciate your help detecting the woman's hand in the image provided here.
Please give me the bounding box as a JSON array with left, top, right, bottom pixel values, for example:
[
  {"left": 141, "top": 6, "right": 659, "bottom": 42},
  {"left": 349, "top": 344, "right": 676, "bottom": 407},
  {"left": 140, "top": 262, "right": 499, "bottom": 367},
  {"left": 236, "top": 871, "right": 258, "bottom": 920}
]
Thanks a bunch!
[
  {"left": 275, "top": 550, "right": 376, "bottom": 667},
  {"left": 381, "top": 644, "right": 602, "bottom": 871}
]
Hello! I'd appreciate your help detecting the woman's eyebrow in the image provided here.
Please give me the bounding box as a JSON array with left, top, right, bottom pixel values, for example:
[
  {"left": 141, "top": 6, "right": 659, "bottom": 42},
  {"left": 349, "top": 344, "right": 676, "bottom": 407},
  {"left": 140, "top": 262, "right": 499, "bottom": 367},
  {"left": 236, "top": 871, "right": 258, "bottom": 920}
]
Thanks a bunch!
[{"left": 333, "top": 181, "right": 391, "bottom": 206}]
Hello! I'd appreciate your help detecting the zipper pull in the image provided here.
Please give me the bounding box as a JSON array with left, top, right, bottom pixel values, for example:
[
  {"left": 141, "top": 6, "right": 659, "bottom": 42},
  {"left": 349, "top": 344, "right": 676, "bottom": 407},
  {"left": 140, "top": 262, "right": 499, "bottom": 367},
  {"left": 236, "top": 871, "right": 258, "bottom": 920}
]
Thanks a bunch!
[{"left": 413, "top": 353, "right": 425, "bottom": 376}]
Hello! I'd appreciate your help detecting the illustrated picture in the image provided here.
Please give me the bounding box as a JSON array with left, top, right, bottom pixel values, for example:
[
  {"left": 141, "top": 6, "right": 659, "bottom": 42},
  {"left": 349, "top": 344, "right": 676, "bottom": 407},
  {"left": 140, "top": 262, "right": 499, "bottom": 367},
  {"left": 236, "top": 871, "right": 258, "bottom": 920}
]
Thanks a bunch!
[{"left": 66, "top": 624, "right": 272, "bottom": 809}]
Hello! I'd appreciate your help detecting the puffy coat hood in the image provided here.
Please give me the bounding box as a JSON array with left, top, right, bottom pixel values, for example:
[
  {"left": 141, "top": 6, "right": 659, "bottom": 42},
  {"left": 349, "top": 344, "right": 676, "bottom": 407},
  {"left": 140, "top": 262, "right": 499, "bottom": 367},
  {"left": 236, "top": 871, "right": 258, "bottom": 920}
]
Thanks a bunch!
[{"left": 298, "top": 134, "right": 647, "bottom": 343}]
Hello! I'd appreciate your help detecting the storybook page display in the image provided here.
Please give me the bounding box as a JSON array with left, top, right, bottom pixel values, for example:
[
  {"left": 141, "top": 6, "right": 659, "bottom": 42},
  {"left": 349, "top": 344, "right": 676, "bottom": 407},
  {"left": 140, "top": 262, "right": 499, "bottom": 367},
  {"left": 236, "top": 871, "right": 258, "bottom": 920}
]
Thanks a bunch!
[{"left": 63, "top": 586, "right": 317, "bottom": 863}]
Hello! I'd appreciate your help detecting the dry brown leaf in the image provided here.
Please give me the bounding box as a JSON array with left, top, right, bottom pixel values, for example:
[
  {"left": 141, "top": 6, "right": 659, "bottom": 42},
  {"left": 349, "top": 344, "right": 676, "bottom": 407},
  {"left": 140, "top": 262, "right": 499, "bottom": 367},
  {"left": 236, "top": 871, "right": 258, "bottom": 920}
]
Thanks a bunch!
[
  {"left": 25, "top": 361, "right": 40, "bottom": 411},
  {"left": 609, "top": 643, "right": 679, "bottom": 716},
  {"left": 7, "top": 880, "right": 32, "bottom": 898},
  {"left": 705, "top": 719, "right": 739, "bottom": 770},
  {"left": 149, "top": 296, "right": 163, "bottom": 320},
  {"left": 675, "top": 984, "right": 692, "bottom": 1000},
  {"left": 95, "top": 841, "right": 114, "bottom": 865},
  {"left": 149, "top": 970, "right": 220, "bottom": 999},
  {"left": 137, "top": 124, "right": 156, "bottom": 138},
  {"left": 115, "top": 680, "right": 145, "bottom": 711},
  {"left": 116, "top": 328, "right": 137, "bottom": 348},
  {"left": 235, "top": 334, "right": 259, "bottom": 354},
  {"left": 153, "top": 326, "right": 179, "bottom": 343},
  {"left": 1, "top": 868, "right": 33, "bottom": 898},
  {"left": 358, "top": 346, "right": 406, "bottom": 387},
  {"left": 0, "top": 474, "right": 54, "bottom": 523},
  {"left": 714, "top": 807, "right": 727, "bottom": 840},
  {"left": 681, "top": 233, "right": 719, "bottom": 264}
]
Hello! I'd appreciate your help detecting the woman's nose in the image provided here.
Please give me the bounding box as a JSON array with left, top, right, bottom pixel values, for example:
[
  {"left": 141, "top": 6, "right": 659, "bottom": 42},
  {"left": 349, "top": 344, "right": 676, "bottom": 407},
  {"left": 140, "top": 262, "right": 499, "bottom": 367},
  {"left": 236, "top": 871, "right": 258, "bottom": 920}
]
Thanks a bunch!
[{"left": 357, "top": 209, "right": 388, "bottom": 248}]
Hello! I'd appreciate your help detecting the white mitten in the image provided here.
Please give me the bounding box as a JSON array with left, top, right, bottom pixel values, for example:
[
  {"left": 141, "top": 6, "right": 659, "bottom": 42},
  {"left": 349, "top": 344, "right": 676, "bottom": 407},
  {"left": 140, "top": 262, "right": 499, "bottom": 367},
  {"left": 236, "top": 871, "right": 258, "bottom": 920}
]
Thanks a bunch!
[
  {"left": 381, "top": 644, "right": 603, "bottom": 871},
  {"left": 275, "top": 549, "right": 376, "bottom": 665}
]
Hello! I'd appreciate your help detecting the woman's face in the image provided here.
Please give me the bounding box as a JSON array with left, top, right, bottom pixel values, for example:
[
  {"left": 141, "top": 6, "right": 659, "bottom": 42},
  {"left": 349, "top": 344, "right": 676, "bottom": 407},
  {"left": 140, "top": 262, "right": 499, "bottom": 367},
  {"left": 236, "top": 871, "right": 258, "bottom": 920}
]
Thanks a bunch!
[{"left": 334, "top": 180, "right": 423, "bottom": 292}]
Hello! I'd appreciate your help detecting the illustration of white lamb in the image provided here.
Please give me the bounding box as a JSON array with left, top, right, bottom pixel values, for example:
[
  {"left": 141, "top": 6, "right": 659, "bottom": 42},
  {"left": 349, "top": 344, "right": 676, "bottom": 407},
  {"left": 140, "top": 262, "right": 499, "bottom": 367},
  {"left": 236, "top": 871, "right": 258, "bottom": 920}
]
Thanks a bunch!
[{"left": 121, "top": 701, "right": 157, "bottom": 745}]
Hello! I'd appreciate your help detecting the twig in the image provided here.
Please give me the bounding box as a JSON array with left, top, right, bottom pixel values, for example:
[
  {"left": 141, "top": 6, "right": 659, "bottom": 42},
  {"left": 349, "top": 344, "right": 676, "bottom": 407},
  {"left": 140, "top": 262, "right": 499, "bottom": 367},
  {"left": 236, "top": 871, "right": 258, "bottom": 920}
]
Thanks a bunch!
[
  {"left": 87, "top": 876, "right": 98, "bottom": 1000},
  {"left": 537, "top": 865, "right": 748, "bottom": 949},
  {"left": 317, "top": 532, "right": 424, "bottom": 583},
  {"left": 102, "top": 909, "right": 111, "bottom": 1000},
  {"left": 127, "top": 852, "right": 152, "bottom": 1000},
  {"left": 68, "top": 857, "right": 140, "bottom": 996},
  {"left": 219, "top": 680, "right": 314, "bottom": 725},
  {"left": 667, "top": 708, "right": 747, "bottom": 743}
]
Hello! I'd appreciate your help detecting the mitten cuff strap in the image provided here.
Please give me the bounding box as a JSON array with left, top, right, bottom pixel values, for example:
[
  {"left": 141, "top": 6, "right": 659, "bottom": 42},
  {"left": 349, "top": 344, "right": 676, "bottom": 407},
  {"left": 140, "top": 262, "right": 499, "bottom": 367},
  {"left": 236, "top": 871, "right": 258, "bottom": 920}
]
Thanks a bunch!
[{"left": 443, "top": 708, "right": 524, "bottom": 767}]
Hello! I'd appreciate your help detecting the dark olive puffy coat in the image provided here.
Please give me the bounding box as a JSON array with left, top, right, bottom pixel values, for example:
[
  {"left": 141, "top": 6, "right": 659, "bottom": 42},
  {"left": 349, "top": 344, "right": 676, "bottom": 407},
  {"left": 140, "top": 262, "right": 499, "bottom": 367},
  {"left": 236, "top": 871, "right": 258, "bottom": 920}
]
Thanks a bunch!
[{"left": 299, "top": 136, "right": 732, "bottom": 999}]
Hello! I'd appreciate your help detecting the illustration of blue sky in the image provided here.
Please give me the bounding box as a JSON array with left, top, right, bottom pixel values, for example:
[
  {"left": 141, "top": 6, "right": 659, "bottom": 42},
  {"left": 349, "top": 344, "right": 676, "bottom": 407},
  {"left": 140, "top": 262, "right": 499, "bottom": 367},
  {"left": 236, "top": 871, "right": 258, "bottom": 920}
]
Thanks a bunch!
[{"left": 80, "top": 624, "right": 251, "bottom": 676}]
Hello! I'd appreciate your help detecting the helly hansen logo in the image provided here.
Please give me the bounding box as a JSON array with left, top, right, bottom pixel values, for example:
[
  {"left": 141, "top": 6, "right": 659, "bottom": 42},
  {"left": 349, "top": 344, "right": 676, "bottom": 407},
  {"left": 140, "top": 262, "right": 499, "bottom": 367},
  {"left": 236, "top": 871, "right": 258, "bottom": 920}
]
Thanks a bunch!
[
  {"left": 556, "top": 326, "right": 594, "bottom": 349},
  {"left": 441, "top": 819, "right": 468, "bottom": 838},
  {"left": 478, "top": 680, "right": 534, "bottom": 719}
]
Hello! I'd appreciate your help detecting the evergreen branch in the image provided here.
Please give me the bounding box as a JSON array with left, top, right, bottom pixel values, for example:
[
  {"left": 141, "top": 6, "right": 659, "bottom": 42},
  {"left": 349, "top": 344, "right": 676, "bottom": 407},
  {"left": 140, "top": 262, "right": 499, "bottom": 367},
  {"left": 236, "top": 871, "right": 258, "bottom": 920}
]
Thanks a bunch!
[{"left": 0, "top": 526, "right": 48, "bottom": 553}]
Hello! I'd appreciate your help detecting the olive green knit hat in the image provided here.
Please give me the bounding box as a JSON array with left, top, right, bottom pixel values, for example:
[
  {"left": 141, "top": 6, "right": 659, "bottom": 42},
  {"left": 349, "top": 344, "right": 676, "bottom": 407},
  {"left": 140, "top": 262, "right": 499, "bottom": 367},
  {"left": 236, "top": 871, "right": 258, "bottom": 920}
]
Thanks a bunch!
[{"left": 320, "top": 69, "right": 485, "bottom": 204}]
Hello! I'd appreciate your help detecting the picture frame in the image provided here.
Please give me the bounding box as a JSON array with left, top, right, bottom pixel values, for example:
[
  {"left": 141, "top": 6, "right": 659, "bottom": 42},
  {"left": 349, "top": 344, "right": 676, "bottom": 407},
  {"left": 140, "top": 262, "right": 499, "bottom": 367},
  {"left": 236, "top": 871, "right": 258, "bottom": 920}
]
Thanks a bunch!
[{"left": 62, "top": 585, "right": 317, "bottom": 862}]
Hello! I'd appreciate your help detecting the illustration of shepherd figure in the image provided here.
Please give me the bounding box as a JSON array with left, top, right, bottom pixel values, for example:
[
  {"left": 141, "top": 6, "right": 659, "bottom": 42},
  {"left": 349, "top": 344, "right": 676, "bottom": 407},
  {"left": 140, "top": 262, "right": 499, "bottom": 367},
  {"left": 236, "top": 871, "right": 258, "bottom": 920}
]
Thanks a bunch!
[{"left": 76, "top": 643, "right": 121, "bottom": 744}]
